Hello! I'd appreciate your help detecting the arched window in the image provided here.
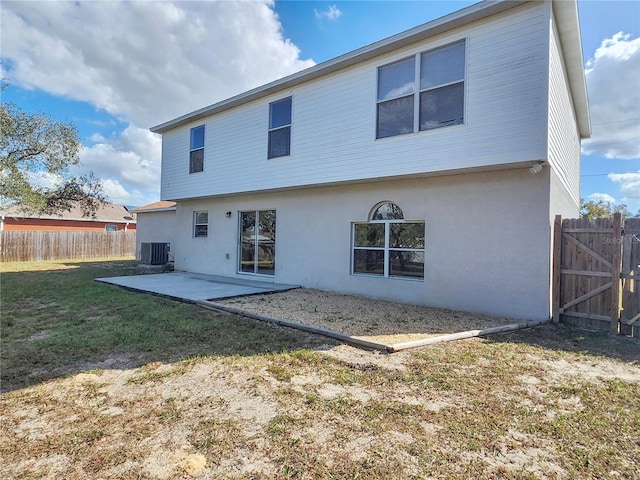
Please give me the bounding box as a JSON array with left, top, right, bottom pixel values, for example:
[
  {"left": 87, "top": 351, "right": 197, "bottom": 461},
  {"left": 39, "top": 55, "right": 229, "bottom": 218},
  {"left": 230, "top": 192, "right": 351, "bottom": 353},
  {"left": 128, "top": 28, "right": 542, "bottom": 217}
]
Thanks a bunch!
[
  {"left": 370, "top": 202, "right": 404, "bottom": 221},
  {"left": 353, "top": 202, "right": 425, "bottom": 279}
]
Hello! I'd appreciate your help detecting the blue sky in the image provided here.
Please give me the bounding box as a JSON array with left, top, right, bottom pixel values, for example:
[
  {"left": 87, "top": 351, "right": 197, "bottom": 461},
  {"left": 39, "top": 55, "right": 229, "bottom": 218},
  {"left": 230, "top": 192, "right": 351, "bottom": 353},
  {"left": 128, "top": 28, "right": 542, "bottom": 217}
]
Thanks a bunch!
[{"left": 1, "top": 0, "right": 639, "bottom": 212}]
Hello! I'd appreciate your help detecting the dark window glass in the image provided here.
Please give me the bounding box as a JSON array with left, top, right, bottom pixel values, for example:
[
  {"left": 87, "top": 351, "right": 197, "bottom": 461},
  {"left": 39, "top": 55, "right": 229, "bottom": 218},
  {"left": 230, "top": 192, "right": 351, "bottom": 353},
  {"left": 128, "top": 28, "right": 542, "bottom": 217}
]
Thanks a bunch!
[
  {"left": 268, "top": 97, "right": 292, "bottom": 158},
  {"left": 268, "top": 127, "right": 291, "bottom": 158},
  {"left": 189, "top": 148, "right": 204, "bottom": 173},
  {"left": 390, "top": 251, "right": 424, "bottom": 278},
  {"left": 190, "top": 125, "right": 205, "bottom": 149},
  {"left": 378, "top": 57, "right": 415, "bottom": 101},
  {"left": 257, "top": 210, "right": 276, "bottom": 275},
  {"left": 420, "top": 41, "right": 465, "bottom": 90},
  {"left": 419, "top": 82, "right": 464, "bottom": 131},
  {"left": 354, "top": 224, "right": 385, "bottom": 248},
  {"left": 240, "top": 211, "right": 256, "bottom": 272},
  {"left": 390, "top": 223, "right": 424, "bottom": 248},
  {"left": 189, "top": 125, "right": 205, "bottom": 173},
  {"left": 377, "top": 96, "right": 414, "bottom": 139},
  {"left": 269, "top": 97, "right": 292, "bottom": 129},
  {"left": 241, "top": 210, "right": 276, "bottom": 275},
  {"left": 353, "top": 250, "right": 385, "bottom": 276},
  {"left": 371, "top": 202, "right": 404, "bottom": 220},
  {"left": 194, "top": 211, "right": 208, "bottom": 238}
]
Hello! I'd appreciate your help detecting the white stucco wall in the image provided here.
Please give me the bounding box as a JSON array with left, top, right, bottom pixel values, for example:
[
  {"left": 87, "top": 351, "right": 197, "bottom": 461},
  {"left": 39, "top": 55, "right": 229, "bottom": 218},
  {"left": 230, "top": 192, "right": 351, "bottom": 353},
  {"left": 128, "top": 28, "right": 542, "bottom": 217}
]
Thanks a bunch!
[
  {"left": 171, "top": 168, "right": 552, "bottom": 320},
  {"left": 134, "top": 210, "right": 177, "bottom": 262}
]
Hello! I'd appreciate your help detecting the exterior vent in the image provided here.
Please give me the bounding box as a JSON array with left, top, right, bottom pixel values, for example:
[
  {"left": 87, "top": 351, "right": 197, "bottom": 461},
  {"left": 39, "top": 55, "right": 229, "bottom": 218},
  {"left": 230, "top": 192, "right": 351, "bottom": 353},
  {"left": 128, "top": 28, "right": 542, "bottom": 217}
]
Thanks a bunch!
[{"left": 140, "top": 242, "right": 170, "bottom": 265}]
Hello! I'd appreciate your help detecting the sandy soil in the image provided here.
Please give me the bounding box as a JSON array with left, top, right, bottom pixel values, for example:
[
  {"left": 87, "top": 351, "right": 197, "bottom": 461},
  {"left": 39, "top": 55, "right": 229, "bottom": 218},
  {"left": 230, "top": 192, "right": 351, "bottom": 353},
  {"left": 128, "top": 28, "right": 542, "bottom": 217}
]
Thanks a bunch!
[{"left": 216, "top": 288, "right": 527, "bottom": 345}]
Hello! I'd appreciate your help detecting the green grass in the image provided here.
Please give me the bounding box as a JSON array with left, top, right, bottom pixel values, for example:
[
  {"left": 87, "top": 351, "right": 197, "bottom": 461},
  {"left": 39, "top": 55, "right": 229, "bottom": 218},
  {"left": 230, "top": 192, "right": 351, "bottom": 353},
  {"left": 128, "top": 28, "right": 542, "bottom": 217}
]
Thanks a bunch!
[
  {"left": 0, "top": 259, "right": 334, "bottom": 391},
  {"left": 1, "top": 260, "right": 639, "bottom": 480}
]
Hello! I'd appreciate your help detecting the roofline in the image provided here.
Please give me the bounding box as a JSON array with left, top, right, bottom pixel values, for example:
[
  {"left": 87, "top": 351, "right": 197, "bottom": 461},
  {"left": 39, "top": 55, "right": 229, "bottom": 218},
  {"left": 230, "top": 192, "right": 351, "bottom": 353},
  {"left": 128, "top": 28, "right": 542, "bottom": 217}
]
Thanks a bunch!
[
  {"left": 1, "top": 214, "right": 136, "bottom": 223},
  {"left": 150, "top": 0, "right": 527, "bottom": 133},
  {"left": 552, "top": 0, "right": 591, "bottom": 138},
  {"left": 150, "top": 0, "right": 589, "bottom": 139},
  {"left": 131, "top": 206, "right": 176, "bottom": 213}
]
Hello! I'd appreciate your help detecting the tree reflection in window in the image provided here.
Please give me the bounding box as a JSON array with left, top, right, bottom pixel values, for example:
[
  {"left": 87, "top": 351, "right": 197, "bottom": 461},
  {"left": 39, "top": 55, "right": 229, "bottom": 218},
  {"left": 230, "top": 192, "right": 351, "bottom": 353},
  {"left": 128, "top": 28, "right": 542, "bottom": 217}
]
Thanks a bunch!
[
  {"left": 371, "top": 202, "right": 404, "bottom": 220},
  {"left": 354, "top": 202, "right": 424, "bottom": 279}
]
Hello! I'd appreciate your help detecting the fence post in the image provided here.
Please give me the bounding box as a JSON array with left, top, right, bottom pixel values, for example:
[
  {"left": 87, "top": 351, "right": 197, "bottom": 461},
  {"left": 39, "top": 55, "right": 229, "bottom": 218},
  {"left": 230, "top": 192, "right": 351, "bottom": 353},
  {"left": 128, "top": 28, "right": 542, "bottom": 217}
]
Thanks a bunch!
[
  {"left": 610, "top": 213, "right": 623, "bottom": 335},
  {"left": 552, "top": 215, "right": 562, "bottom": 323}
]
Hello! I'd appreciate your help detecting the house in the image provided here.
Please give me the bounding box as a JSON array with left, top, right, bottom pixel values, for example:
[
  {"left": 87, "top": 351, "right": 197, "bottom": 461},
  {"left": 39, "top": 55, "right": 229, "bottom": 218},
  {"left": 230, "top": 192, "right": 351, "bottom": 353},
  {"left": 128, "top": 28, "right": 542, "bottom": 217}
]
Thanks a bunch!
[
  {"left": 0, "top": 202, "right": 136, "bottom": 232},
  {"left": 131, "top": 201, "right": 176, "bottom": 262},
  {"left": 150, "top": 0, "right": 590, "bottom": 320}
]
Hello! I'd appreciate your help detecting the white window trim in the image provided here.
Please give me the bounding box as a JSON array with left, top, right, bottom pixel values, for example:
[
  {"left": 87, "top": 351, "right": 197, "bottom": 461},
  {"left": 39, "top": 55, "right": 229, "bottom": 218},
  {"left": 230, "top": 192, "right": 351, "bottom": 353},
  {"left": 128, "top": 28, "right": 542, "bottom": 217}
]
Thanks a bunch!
[
  {"left": 268, "top": 96, "right": 293, "bottom": 159},
  {"left": 193, "top": 211, "right": 208, "bottom": 238},
  {"left": 376, "top": 38, "right": 467, "bottom": 139},
  {"left": 352, "top": 219, "right": 425, "bottom": 280},
  {"left": 189, "top": 125, "right": 205, "bottom": 174},
  {"left": 237, "top": 209, "right": 277, "bottom": 276}
]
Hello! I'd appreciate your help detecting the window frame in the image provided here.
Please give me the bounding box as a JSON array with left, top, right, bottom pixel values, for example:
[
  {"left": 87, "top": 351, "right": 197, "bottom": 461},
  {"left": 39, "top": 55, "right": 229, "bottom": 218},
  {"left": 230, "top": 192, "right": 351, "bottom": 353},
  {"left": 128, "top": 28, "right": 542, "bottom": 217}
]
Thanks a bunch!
[
  {"left": 238, "top": 209, "right": 277, "bottom": 276},
  {"left": 193, "top": 211, "right": 208, "bottom": 238},
  {"left": 376, "top": 39, "right": 466, "bottom": 139},
  {"left": 189, "top": 125, "right": 205, "bottom": 174},
  {"left": 352, "top": 203, "right": 425, "bottom": 280},
  {"left": 105, "top": 224, "right": 117, "bottom": 232},
  {"left": 268, "top": 97, "right": 292, "bottom": 159}
]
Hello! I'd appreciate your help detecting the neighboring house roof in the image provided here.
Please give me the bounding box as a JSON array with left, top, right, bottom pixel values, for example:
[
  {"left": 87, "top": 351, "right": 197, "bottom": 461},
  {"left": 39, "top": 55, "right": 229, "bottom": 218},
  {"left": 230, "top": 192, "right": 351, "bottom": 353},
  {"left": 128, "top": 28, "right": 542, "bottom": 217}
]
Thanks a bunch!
[
  {"left": 150, "top": 0, "right": 590, "bottom": 139},
  {"left": 132, "top": 201, "right": 177, "bottom": 213},
  {"left": 0, "top": 202, "right": 136, "bottom": 224}
]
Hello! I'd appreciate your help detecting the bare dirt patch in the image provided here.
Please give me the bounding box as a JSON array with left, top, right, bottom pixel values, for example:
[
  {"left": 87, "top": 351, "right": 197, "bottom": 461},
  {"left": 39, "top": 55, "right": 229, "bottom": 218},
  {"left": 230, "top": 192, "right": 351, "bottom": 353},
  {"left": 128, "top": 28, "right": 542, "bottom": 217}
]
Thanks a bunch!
[{"left": 218, "top": 288, "right": 524, "bottom": 344}]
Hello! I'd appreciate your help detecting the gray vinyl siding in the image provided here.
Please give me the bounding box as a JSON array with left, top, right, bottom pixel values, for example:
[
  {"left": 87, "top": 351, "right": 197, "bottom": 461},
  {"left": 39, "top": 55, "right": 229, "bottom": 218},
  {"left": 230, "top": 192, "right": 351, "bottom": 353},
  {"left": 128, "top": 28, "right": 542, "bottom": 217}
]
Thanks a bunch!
[
  {"left": 161, "top": 2, "right": 550, "bottom": 201},
  {"left": 547, "top": 11, "right": 581, "bottom": 206}
]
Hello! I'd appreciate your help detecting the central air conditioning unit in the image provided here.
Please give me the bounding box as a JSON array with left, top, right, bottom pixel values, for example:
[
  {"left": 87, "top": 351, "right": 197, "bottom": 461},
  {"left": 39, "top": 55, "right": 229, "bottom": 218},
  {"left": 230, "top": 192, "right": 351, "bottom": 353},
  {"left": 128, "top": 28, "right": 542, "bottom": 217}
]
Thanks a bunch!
[{"left": 140, "top": 242, "right": 170, "bottom": 265}]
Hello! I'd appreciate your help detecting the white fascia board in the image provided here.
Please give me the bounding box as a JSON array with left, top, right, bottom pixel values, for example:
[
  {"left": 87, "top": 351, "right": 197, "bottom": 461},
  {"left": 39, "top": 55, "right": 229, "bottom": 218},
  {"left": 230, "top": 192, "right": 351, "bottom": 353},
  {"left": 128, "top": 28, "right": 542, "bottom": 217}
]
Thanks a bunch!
[{"left": 552, "top": 0, "right": 591, "bottom": 138}]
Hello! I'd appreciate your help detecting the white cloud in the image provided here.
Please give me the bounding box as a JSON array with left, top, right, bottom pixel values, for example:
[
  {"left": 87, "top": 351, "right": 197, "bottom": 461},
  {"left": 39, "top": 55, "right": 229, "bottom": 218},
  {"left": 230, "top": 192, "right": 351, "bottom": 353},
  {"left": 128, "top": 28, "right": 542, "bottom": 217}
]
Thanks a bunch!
[
  {"left": 76, "top": 126, "right": 162, "bottom": 205},
  {"left": 582, "top": 32, "right": 640, "bottom": 160},
  {"left": 587, "top": 192, "right": 616, "bottom": 204},
  {"left": 1, "top": 0, "right": 316, "bottom": 205},
  {"left": 315, "top": 5, "right": 343, "bottom": 21},
  {"left": 608, "top": 171, "right": 640, "bottom": 200},
  {"left": 1, "top": 1, "right": 315, "bottom": 128}
]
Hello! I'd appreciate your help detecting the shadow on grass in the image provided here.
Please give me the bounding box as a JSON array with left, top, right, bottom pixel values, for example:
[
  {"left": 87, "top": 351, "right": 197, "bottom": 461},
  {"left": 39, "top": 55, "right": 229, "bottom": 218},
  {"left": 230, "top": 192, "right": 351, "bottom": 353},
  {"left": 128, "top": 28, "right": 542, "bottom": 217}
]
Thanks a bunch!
[
  {"left": 485, "top": 322, "right": 640, "bottom": 364},
  {"left": 0, "top": 260, "right": 338, "bottom": 393}
]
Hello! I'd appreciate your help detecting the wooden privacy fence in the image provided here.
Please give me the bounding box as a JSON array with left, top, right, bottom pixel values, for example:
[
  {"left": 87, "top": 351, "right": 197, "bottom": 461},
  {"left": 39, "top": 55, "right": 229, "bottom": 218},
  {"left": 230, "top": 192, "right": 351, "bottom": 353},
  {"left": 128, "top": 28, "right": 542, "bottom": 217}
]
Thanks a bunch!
[
  {"left": 0, "top": 231, "right": 136, "bottom": 262},
  {"left": 553, "top": 214, "right": 640, "bottom": 338}
]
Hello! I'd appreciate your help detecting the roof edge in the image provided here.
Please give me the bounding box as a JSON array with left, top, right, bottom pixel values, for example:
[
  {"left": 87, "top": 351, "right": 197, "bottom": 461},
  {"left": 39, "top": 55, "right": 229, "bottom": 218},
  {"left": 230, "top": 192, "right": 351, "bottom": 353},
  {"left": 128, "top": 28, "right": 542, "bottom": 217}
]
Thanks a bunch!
[
  {"left": 150, "top": 0, "right": 527, "bottom": 133},
  {"left": 552, "top": 0, "right": 591, "bottom": 138}
]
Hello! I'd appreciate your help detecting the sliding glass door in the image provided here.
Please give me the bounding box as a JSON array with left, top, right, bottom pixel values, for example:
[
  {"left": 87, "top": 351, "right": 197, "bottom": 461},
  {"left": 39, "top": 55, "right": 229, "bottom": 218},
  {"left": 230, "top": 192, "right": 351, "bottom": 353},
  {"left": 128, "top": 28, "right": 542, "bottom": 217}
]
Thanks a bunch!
[{"left": 240, "top": 210, "right": 276, "bottom": 275}]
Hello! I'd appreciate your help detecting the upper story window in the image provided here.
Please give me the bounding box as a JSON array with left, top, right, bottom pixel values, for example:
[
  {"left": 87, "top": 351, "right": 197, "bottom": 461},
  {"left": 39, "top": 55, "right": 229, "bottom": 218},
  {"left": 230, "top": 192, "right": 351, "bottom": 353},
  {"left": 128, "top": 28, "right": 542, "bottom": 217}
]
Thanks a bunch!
[
  {"left": 377, "top": 40, "right": 466, "bottom": 139},
  {"left": 268, "top": 97, "right": 292, "bottom": 159},
  {"left": 189, "top": 125, "right": 205, "bottom": 173},
  {"left": 193, "top": 211, "right": 208, "bottom": 238}
]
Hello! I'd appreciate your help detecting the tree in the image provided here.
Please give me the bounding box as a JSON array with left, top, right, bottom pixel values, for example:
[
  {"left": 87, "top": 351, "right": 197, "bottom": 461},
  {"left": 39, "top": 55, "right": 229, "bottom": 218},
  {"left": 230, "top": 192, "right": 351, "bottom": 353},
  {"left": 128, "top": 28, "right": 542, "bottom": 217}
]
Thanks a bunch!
[
  {"left": 580, "top": 199, "right": 630, "bottom": 219},
  {"left": 0, "top": 84, "right": 104, "bottom": 216}
]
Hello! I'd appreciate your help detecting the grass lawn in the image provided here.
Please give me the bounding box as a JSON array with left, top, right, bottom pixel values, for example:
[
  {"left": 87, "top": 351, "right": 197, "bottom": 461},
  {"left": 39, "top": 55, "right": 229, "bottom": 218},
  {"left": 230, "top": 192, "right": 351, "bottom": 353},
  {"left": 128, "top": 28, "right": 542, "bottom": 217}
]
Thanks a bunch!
[{"left": 1, "top": 260, "right": 639, "bottom": 479}]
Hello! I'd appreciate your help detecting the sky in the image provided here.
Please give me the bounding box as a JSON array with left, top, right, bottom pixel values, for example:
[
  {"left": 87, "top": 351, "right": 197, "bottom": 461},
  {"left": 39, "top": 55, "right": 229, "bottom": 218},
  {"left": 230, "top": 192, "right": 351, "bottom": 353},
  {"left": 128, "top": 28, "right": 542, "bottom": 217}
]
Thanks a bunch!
[{"left": 1, "top": 0, "right": 639, "bottom": 213}]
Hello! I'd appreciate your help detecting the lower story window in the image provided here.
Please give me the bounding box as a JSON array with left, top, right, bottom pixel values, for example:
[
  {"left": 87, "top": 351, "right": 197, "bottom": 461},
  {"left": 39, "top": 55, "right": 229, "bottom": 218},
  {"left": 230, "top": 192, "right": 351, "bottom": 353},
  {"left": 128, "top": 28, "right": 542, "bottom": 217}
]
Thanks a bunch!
[
  {"left": 352, "top": 219, "right": 425, "bottom": 279},
  {"left": 194, "top": 211, "right": 208, "bottom": 237}
]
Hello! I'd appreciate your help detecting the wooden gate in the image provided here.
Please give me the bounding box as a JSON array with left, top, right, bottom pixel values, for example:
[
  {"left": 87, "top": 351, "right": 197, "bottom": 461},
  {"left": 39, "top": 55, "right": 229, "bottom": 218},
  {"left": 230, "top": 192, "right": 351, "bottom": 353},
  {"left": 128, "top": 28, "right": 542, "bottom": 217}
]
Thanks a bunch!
[{"left": 553, "top": 214, "right": 639, "bottom": 337}]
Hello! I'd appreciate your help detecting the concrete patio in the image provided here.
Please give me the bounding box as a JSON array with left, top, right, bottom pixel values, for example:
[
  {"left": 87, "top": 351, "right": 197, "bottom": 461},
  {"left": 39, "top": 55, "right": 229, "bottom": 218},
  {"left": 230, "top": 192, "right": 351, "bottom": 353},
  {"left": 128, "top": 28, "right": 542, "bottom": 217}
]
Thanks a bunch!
[{"left": 96, "top": 271, "right": 298, "bottom": 302}]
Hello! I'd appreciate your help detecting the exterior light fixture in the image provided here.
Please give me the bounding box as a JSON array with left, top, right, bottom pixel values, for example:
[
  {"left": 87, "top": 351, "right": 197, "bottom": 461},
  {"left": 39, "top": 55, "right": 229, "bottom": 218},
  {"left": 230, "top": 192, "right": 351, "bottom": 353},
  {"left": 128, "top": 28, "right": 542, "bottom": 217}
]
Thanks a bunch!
[
  {"left": 529, "top": 162, "right": 543, "bottom": 174},
  {"left": 225, "top": 211, "right": 232, "bottom": 218}
]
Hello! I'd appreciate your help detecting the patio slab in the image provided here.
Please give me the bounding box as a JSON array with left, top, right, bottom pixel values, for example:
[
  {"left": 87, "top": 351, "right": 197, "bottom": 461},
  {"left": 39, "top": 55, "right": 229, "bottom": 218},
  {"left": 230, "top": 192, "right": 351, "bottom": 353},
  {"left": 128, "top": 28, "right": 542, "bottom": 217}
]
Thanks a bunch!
[{"left": 96, "top": 271, "right": 298, "bottom": 302}]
